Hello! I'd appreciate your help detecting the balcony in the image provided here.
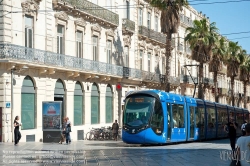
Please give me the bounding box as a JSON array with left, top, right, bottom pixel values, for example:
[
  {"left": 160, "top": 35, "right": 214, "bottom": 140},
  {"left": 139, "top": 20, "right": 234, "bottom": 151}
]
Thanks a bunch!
[
  {"left": 0, "top": 44, "right": 123, "bottom": 77},
  {"left": 138, "top": 26, "right": 166, "bottom": 45},
  {"left": 122, "top": 18, "right": 135, "bottom": 34},
  {"left": 53, "top": 0, "right": 119, "bottom": 27},
  {"left": 180, "top": 75, "right": 198, "bottom": 84},
  {"left": 180, "top": 14, "right": 193, "bottom": 27},
  {"left": 169, "top": 76, "right": 180, "bottom": 87}
]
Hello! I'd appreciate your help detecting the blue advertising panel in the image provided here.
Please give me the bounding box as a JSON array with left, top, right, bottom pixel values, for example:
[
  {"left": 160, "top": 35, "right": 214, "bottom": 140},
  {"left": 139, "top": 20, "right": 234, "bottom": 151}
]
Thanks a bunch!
[{"left": 42, "top": 101, "right": 62, "bottom": 131}]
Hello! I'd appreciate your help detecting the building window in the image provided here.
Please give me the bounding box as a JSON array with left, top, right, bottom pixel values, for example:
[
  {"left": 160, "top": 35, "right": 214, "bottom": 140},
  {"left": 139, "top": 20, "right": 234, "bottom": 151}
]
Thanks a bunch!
[
  {"left": 148, "top": 53, "right": 151, "bottom": 72},
  {"left": 21, "top": 76, "right": 36, "bottom": 130},
  {"left": 91, "top": 83, "right": 99, "bottom": 124},
  {"left": 74, "top": 82, "right": 84, "bottom": 125},
  {"left": 57, "top": 25, "right": 64, "bottom": 54},
  {"left": 147, "top": 12, "right": 151, "bottom": 29},
  {"left": 106, "top": 85, "right": 113, "bottom": 123},
  {"left": 138, "top": 8, "right": 143, "bottom": 26},
  {"left": 124, "top": 46, "right": 129, "bottom": 67},
  {"left": 25, "top": 15, "right": 33, "bottom": 48},
  {"left": 76, "top": 31, "right": 83, "bottom": 58},
  {"left": 155, "top": 16, "right": 158, "bottom": 32},
  {"left": 162, "top": 56, "right": 166, "bottom": 74},
  {"left": 126, "top": 1, "right": 130, "bottom": 19},
  {"left": 107, "top": 40, "right": 112, "bottom": 64},
  {"left": 139, "top": 50, "right": 143, "bottom": 70},
  {"left": 92, "top": 36, "right": 98, "bottom": 61}
]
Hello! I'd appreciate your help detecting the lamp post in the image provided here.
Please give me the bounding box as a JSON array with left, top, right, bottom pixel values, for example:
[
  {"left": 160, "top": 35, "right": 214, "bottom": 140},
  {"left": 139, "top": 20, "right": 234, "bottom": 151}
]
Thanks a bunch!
[{"left": 10, "top": 66, "right": 28, "bottom": 142}]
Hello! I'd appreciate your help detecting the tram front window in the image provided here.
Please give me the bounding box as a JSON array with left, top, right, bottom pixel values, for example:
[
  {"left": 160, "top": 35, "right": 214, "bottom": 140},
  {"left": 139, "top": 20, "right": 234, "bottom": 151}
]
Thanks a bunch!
[{"left": 123, "top": 96, "right": 154, "bottom": 127}]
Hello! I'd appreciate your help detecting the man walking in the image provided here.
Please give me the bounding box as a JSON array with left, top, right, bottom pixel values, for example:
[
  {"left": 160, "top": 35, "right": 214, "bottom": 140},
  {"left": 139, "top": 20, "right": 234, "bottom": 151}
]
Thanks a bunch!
[
  {"left": 112, "top": 120, "right": 119, "bottom": 141},
  {"left": 66, "top": 117, "right": 71, "bottom": 144},
  {"left": 236, "top": 123, "right": 250, "bottom": 166},
  {"left": 224, "top": 117, "right": 238, "bottom": 151}
]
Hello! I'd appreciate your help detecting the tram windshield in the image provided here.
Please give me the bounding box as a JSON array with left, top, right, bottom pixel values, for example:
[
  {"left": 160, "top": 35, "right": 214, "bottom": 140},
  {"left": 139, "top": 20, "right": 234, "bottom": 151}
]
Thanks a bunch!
[{"left": 123, "top": 95, "right": 154, "bottom": 127}]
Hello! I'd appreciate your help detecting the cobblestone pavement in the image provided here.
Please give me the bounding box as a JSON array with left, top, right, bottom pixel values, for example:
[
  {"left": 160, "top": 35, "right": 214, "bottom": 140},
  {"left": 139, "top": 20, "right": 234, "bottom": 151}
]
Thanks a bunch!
[{"left": 0, "top": 139, "right": 233, "bottom": 166}]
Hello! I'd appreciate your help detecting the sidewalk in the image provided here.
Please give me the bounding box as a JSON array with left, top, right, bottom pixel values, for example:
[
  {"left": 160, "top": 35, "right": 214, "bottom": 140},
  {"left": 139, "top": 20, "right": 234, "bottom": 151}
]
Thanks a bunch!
[{"left": 0, "top": 139, "right": 232, "bottom": 166}]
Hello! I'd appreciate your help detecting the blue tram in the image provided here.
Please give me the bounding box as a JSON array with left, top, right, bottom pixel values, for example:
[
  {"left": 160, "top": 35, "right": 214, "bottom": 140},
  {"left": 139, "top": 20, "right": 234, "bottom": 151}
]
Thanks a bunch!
[{"left": 122, "top": 90, "right": 249, "bottom": 144}]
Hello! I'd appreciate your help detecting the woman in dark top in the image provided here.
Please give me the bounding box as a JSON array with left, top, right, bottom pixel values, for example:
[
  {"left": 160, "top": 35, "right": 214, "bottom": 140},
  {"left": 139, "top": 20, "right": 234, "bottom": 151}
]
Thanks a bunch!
[{"left": 14, "top": 116, "right": 22, "bottom": 145}]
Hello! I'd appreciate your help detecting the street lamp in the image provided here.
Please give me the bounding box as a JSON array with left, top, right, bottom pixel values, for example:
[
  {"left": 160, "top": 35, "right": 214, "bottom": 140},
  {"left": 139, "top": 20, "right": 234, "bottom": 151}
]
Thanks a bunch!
[{"left": 10, "top": 65, "right": 29, "bottom": 142}]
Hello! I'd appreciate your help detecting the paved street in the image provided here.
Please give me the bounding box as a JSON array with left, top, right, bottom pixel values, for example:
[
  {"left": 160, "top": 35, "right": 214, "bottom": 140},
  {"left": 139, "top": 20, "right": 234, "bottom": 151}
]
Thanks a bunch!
[{"left": 0, "top": 139, "right": 232, "bottom": 166}]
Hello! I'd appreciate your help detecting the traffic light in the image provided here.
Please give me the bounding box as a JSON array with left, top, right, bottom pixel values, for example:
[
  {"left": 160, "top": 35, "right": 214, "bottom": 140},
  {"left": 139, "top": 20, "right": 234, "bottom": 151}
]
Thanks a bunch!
[{"left": 116, "top": 83, "right": 122, "bottom": 91}]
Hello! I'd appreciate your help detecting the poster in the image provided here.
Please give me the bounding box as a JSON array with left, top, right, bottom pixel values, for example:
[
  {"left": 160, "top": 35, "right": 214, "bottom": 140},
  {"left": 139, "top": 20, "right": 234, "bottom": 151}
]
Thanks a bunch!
[{"left": 42, "top": 101, "right": 61, "bottom": 131}]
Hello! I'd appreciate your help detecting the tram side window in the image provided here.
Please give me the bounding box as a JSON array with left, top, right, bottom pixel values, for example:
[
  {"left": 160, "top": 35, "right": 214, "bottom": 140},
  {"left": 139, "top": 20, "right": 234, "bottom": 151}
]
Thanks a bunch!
[
  {"left": 151, "top": 99, "right": 164, "bottom": 135},
  {"left": 190, "top": 107, "right": 196, "bottom": 127},
  {"left": 172, "top": 104, "right": 184, "bottom": 128},
  {"left": 196, "top": 107, "right": 205, "bottom": 128},
  {"left": 207, "top": 107, "right": 216, "bottom": 129},
  {"left": 236, "top": 112, "right": 243, "bottom": 124},
  {"left": 217, "top": 108, "right": 227, "bottom": 127}
]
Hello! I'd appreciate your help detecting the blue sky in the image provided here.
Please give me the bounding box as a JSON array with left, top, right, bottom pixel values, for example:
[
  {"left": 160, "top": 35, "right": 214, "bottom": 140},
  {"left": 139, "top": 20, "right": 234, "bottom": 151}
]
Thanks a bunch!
[{"left": 191, "top": 0, "right": 250, "bottom": 54}]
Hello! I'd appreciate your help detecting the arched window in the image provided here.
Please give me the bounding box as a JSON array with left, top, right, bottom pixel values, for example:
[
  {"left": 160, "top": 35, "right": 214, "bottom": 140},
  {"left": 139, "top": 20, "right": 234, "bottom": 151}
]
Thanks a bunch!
[
  {"left": 21, "top": 76, "right": 36, "bottom": 129},
  {"left": 74, "top": 81, "right": 84, "bottom": 125},
  {"left": 91, "top": 83, "right": 99, "bottom": 124},
  {"left": 54, "top": 79, "right": 65, "bottom": 119},
  {"left": 106, "top": 85, "right": 113, "bottom": 123}
]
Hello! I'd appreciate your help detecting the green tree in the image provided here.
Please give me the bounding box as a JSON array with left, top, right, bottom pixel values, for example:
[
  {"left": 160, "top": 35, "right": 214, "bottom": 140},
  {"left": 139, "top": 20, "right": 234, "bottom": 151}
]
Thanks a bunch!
[
  {"left": 239, "top": 50, "right": 249, "bottom": 108},
  {"left": 149, "top": 0, "right": 188, "bottom": 92},
  {"left": 209, "top": 37, "right": 227, "bottom": 102},
  {"left": 225, "top": 41, "right": 244, "bottom": 106},
  {"left": 185, "top": 18, "right": 218, "bottom": 99}
]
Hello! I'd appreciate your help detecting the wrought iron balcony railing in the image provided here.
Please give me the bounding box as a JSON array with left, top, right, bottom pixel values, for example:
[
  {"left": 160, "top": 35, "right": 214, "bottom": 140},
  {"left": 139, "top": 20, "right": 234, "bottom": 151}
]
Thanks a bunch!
[
  {"left": 0, "top": 44, "right": 123, "bottom": 77},
  {"left": 169, "top": 76, "right": 180, "bottom": 86},
  {"left": 122, "top": 18, "right": 135, "bottom": 33},
  {"left": 123, "top": 67, "right": 161, "bottom": 83},
  {"left": 0, "top": 44, "right": 183, "bottom": 86},
  {"left": 138, "top": 26, "right": 166, "bottom": 44},
  {"left": 54, "top": 0, "right": 119, "bottom": 26},
  {"left": 181, "top": 75, "right": 198, "bottom": 84},
  {"left": 180, "top": 14, "right": 193, "bottom": 27}
]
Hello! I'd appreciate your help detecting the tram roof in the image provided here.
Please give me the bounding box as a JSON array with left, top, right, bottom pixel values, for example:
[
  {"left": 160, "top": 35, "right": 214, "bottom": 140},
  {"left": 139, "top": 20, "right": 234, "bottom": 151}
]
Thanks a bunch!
[{"left": 125, "top": 90, "right": 185, "bottom": 102}]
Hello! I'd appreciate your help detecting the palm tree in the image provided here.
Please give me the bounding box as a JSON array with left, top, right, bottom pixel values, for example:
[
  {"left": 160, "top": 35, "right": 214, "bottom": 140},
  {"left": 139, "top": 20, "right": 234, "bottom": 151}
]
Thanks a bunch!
[
  {"left": 225, "top": 41, "right": 244, "bottom": 106},
  {"left": 239, "top": 50, "right": 250, "bottom": 108},
  {"left": 185, "top": 18, "right": 218, "bottom": 99},
  {"left": 209, "top": 37, "right": 227, "bottom": 102},
  {"left": 149, "top": 0, "right": 188, "bottom": 92}
]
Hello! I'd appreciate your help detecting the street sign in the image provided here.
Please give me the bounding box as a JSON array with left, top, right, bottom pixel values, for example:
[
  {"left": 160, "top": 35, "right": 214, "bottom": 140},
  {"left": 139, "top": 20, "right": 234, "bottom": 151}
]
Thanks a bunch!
[{"left": 6, "top": 102, "right": 11, "bottom": 108}]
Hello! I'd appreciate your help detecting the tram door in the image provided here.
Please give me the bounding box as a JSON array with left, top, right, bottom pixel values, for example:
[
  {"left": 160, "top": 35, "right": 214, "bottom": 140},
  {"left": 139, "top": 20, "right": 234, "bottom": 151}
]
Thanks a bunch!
[
  {"left": 167, "top": 103, "right": 172, "bottom": 141},
  {"left": 189, "top": 106, "right": 196, "bottom": 140}
]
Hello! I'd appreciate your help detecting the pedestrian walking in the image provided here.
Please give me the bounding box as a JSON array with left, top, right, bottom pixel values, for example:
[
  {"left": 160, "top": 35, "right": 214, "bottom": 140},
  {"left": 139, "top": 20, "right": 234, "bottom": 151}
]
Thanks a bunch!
[
  {"left": 224, "top": 117, "right": 238, "bottom": 151},
  {"left": 14, "top": 116, "right": 22, "bottom": 145},
  {"left": 59, "top": 118, "right": 66, "bottom": 144},
  {"left": 234, "top": 123, "right": 250, "bottom": 166},
  {"left": 112, "top": 120, "right": 119, "bottom": 141},
  {"left": 65, "top": 117, "right": 71, "bottom": 144}
]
